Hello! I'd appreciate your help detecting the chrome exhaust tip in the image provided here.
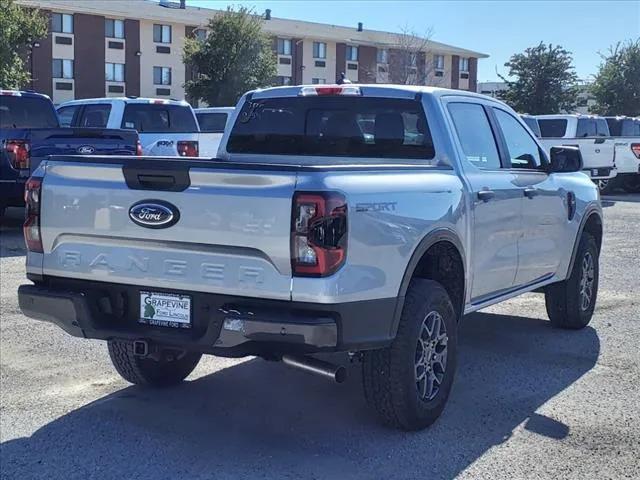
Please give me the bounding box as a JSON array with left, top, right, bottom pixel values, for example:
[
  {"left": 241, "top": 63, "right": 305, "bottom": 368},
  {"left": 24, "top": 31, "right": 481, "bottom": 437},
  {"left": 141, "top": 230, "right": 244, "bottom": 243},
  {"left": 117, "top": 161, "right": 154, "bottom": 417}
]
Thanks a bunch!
[{"left": 281, "top": 354, "right": 347, "bottom": 383}]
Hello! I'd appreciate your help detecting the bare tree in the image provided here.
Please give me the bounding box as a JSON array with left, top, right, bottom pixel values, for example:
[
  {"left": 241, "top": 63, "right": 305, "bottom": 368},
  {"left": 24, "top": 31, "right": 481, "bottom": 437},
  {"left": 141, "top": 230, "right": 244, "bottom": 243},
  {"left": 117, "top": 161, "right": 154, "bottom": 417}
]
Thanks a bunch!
[{"left": 390, "top": 26, "right": 442, "bottom": 86}]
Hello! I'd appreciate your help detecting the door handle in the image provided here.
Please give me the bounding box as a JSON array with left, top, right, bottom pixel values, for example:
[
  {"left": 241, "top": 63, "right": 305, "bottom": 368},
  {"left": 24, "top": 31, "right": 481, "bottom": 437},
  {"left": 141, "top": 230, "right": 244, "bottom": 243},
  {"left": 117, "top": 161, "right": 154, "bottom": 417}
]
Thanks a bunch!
[
  {"left": 477, "top": 190, "right": 495, "bottom": 202},
  {"left": 523, "top": 187, "right": 539, "bottom": 198}
]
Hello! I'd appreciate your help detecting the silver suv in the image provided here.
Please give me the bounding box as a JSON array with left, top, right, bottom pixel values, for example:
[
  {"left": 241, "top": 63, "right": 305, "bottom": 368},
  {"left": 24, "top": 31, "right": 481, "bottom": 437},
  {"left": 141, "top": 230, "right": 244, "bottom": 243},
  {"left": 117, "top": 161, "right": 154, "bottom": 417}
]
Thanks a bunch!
[{"left": 19, "top": 85, "right": 602, "bottom": 431}]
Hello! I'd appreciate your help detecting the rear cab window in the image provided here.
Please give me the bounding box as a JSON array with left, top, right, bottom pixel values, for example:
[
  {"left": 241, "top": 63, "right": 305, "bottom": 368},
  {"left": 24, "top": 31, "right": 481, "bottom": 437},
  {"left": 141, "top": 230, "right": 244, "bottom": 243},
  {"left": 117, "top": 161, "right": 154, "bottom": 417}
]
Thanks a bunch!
[
  {"left": 538, "top": 119, "right": 568, "bottom": 138},
  {"left": 0, "top": 95, "right": 59, "bottom": 129},
  {"left": 197, "top": 112, "right": 228, "bottom": 133},
  {"left": 79, "top": 104, "right": 111, "bottom": 128},
  {"left": 227, "top": 96, "right": 436, "bottom": 161},
  {"left": 606, "top": 118, "right": 638, "bottom": 137},
  {"left": 121, "top": 104, "right": 197, "bottom": 133}
]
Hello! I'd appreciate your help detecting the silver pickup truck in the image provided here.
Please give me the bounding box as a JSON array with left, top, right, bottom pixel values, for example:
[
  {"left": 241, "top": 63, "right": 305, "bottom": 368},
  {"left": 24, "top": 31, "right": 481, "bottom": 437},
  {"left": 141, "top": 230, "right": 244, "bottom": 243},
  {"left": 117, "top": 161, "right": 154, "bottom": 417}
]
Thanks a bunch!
[{"left": 18, "top": 85, "right": 603, "bottom": 431}]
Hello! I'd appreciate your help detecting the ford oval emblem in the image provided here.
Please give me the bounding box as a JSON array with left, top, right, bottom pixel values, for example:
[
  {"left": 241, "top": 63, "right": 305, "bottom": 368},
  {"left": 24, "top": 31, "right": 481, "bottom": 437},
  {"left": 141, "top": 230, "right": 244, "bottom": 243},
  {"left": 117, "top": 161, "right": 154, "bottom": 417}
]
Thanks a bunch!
[
  {"left": 77, "top": 145, "right": 95, "bottom": 154},
  {"left": 129, "top": 200, "right": 180, "bottom": 229}
]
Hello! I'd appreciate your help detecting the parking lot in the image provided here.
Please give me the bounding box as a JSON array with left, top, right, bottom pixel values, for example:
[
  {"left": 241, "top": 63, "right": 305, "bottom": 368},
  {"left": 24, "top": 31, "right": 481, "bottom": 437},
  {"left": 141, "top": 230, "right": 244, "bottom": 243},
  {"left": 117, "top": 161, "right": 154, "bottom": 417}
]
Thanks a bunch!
[{"left": 0, "top": 194, "right": 639, "bottom": 480}]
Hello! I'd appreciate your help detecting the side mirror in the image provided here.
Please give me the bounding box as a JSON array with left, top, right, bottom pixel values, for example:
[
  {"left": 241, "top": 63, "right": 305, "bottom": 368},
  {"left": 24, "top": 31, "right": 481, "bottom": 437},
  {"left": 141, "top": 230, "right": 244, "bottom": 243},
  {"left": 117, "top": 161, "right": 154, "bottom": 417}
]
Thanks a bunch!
[{"left": 548, "top": 146, "right": 583, "bottom": 173}]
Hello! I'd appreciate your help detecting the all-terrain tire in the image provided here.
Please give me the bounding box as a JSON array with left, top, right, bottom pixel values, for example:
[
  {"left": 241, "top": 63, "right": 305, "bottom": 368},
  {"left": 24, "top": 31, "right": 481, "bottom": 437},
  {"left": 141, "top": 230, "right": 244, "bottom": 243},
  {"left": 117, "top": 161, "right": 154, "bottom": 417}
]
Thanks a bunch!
[
  {"left": 545, "top": 232, "right": 599, "bottom": 329},
  {"left": 362, "top": 279, "right": 458, "bottom": 431},
  {"left": 108, "top": 340, "right": 202, "bottom": 387}
]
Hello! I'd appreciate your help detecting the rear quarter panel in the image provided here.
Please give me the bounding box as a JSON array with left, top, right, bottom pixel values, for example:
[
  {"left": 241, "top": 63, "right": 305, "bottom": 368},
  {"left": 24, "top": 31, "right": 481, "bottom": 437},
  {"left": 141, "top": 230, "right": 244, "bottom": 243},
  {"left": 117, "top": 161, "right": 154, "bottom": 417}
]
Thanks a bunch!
[{"left": 292, "top": 168, "right": 466, "bottom": 303}]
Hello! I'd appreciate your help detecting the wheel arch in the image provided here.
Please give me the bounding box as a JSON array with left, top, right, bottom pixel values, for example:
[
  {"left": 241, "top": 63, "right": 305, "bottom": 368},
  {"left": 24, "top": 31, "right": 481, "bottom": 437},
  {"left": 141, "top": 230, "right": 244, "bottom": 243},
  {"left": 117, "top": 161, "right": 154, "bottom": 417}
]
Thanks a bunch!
[
  {"left": 390, "top": 229, "right": 467, "bottom": 338},
  {"left": 567, "top": 207, "right": 603, "bottom": 277}
]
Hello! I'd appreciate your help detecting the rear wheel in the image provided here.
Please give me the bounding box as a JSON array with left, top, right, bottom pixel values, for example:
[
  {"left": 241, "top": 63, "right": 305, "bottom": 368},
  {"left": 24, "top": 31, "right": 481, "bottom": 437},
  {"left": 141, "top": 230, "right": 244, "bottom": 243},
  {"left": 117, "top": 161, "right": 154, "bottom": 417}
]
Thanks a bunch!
[
  {"left": 108, "top": 340, "right": 202, "bottom": 387},
  {"left": 596, "top": 178, "right": 614, "bottom": 194},
  {"left": 362, "top": 279, "right": 458, "bottom": 431},
  {"left": 545, "top": 232, "right": 599, "bottom": 329}
]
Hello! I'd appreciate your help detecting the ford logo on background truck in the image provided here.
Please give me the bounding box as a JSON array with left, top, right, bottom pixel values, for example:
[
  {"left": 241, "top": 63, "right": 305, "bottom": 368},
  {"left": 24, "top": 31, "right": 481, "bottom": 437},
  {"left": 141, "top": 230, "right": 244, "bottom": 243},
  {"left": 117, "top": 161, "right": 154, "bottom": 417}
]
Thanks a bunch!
[
  {"left": 129, "top": 201, "right": 180, "bottom": 229},
  {"left": 76, "top": 145, "right": 96, "bottom": 154}
]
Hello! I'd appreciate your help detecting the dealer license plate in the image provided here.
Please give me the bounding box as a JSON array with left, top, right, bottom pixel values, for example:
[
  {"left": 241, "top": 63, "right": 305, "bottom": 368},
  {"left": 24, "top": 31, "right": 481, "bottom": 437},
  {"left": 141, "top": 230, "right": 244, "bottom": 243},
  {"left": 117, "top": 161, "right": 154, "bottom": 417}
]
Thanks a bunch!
[{"left": 139, "top": 291, "right": 192, "bottom": 329}]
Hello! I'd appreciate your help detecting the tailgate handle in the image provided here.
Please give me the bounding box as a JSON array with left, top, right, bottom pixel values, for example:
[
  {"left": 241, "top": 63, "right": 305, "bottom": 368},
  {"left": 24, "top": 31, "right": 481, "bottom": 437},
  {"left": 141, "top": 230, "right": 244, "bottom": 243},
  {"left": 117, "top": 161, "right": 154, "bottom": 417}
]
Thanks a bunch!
[
  {"left": 137, "top": 174, "right": 175, "bottom": 189},
  {"left": 122, "top": 164, "right": 190, "bottom": 192}
]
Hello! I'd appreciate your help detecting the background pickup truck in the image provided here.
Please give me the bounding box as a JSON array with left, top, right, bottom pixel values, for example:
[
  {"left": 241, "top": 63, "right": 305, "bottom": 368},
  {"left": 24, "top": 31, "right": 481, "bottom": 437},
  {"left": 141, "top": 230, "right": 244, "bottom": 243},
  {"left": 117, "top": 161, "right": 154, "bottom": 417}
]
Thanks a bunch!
[
  {"left": 57, "top": 97, "right": 203, "bottom": 158},
  {"left": 535, "top": 114, "right": 616, "bottom": 191},
  {"left": 19, "top": 85, "right": 603, "bottom": 431},
  {"left": 604, "top": 116, "right": 640, "bottom": 193},
  {"left": 0, "top": 90, "right": 139, "bottom": 217}
]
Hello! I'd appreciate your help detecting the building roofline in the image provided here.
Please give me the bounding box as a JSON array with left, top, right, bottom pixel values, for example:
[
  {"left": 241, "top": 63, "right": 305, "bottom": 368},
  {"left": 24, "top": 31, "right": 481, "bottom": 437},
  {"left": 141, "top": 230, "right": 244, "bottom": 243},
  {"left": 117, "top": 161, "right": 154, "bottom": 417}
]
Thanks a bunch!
[{"left": 17, "top": 0, "right": 489, "bottom": 58}]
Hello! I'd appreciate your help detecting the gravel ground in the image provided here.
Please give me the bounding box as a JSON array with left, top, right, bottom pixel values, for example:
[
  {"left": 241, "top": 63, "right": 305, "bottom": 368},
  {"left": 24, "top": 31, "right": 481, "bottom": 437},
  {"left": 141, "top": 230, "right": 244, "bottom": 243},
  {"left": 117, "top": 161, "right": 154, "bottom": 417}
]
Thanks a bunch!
[{"left": 1, "top": 195, "right": 639, "bottom": 480}]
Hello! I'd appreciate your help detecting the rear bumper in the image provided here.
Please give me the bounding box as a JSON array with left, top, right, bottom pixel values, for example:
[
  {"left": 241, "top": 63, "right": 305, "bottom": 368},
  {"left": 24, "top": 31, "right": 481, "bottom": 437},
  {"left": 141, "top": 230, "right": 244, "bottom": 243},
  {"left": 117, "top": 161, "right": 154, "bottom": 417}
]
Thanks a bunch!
[{"left": 18, "top": 277, "right": 399, "bottom": 356}]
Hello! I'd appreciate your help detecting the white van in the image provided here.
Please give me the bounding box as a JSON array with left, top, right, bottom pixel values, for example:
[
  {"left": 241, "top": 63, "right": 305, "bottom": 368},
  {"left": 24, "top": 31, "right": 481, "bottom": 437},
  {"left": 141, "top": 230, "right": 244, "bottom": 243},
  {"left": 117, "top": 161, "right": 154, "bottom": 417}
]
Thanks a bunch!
[
  {"left": 194, "top": 107, "right": 235, "bottom": 158},
  {"left": 57, "top": 98, "right": 200, "bottom": 157},
  {"left": 536, "top": 114, "right": 616, "bottom": 190}
]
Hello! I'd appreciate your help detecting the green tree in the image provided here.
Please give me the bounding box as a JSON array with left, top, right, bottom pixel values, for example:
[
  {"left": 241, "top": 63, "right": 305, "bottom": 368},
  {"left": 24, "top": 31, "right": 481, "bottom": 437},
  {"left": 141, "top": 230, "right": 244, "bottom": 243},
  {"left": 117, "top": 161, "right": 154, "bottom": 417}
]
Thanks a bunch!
[
  {"left": 589, "top": 39, "right": 640, "bottom": 116},
  {"left": 498, "top": 43, "right": 578, "bottom": 114},
  {"left": 183, "top": 7, "right": 276, "bottom": 106},
  {"left": 0, "top": 0, "right": 48, "bottom": 89}
]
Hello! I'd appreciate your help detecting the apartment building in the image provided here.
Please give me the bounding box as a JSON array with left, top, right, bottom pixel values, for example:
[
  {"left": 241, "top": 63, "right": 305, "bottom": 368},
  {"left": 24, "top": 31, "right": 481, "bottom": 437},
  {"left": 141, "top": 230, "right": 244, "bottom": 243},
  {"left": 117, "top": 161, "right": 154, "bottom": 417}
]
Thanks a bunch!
[{"left": 18, "top": 0, "right": 488, "bottom": 104}]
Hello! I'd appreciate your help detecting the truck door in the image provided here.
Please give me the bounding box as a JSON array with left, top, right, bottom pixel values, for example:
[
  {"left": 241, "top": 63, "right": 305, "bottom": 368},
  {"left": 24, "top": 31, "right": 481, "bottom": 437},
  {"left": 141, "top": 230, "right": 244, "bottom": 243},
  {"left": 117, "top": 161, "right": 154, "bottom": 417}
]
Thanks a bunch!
[
  {"left": 491, "top": 107, "right": 567, "bottom": 286},
  {"left": 447, "top": 102, "right": 521, "bottom": 301}
]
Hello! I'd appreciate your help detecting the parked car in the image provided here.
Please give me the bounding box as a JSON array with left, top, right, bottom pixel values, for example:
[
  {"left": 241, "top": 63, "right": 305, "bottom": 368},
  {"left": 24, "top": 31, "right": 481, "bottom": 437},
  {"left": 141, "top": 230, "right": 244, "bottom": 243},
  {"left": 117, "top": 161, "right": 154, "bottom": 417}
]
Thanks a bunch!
[
  {"left": 535, "top": 114, "right": 616, "bottom": 192},
  {"left": 520, "top": 114, "right": 541, "bottom": 137},
  {"left": 0, "top": 90, "right": 139, "bottom": 218},
  {"left": 19, "top": 84, "right": 603, "bottom": 431},
  {"left": 603, "top": 116, "right": 640, "bottom": 193},
  {"left": 57, "top": 97, "right": 200, "bottom": 157},
  {"left": 195, "top": 107, "right": 235, "bottom": 158}
]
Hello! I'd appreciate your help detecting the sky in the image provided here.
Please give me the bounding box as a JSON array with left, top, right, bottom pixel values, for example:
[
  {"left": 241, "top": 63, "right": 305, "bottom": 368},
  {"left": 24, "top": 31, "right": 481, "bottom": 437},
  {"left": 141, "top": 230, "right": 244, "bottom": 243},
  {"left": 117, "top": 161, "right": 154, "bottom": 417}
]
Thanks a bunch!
[{"left": 191, "top": 0, "right": 640, "bottom": 83}]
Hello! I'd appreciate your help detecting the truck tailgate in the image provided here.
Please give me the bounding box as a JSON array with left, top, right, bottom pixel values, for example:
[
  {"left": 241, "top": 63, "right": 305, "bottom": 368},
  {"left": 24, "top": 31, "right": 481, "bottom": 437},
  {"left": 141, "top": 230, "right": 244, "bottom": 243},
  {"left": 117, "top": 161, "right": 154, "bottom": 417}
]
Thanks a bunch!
[{"left": 37, "top": 157, "right": 296, "bottom": 300}]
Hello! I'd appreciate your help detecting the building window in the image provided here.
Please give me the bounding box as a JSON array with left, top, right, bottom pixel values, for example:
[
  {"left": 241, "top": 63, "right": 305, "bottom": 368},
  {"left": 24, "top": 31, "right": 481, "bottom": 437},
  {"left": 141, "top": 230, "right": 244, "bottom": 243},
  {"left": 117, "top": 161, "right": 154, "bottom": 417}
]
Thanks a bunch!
[
  {"left": 194, "top": 29, "right": 207, "bottom": 41},
  {"left": 153, "top": 24, "right": 172, "bottom": 43},
  {"left": 277, "top": 76, "right": 292, "bottom": 86},
  {"left": 153, "top": 66, "right": 172, "bottom": 85},
  {"left": 459, "top": 57, "right": 469, "bottom": 73},
  {"left": 313, "top": 42, "right": 326, "bottom": 59},
  {"left": 377, "top": 48, "right": 388, "bottom": 64},
  {"left": 105, "top": 63, "right": 125, "bottom": 82},
  {"left": 346, "top": 45, "right": 358, "bottom": 61},
  {"left": 52, "top": 13, "right": 73, "bottom": 34},
  {"left": 105, "top": 19, "right": 124, "bottom": 39},
  {"left": 409, "top": 53, "right": 417, "bottom": 68},
  {"left": 277, "top": 38, "right": 292, "bottom": 55},
  {"left": 52, "top": 59, "right": 73, "bottom": 79},
  {"left": 311, "top": 78, "right": 326, "bottom": 84},
  {"left": 434, "top": 54, "right": 445, "bottom": 71}
]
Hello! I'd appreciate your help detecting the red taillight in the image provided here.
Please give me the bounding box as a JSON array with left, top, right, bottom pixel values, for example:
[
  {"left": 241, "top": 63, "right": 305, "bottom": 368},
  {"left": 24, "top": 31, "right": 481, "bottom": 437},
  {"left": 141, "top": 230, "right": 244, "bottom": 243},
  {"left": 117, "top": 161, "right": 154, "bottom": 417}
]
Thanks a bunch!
[
  {"left": 23, "top": 177, "right": 43, "bottom": 253},
  {"left": 5, "top": 140, "right": 30, "bottom": 170},
  {"left": 631, "top": 143, "right": 640, "bottom": 160},
  {"left": 291, "top": 192, "right": 347, "bottom": 277},
  {"left": 177, "top": 140, "right": 198, "bottom": 157},
  {"left": 136, "top": 140, "right": 143, "bottom": 156}
]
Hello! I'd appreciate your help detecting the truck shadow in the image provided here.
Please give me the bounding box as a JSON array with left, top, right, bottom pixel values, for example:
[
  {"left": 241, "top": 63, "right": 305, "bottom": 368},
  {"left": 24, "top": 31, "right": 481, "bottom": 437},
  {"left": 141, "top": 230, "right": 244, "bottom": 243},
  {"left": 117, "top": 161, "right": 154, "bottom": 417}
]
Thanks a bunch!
[
  {"left": 0, "top": 312, "right": 599, "bottom": 480},
  {"left": 0, "top": 208, "right": 26, "bottom": 258}
]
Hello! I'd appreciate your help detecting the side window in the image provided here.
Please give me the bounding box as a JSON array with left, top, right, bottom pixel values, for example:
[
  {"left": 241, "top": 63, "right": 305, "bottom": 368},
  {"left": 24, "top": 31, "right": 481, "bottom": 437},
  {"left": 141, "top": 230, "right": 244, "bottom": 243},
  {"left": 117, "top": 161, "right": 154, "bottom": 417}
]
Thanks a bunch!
[
  {"left": 596, "top": 118, "right": 609, "bottom": 137},
  {"left": 448, "top": 103, "right": 501, "bottom": 170},
  {"left": 576, "top": 119, "right": 596, "bottom": 138},
  {"left": 494, "top": 108, "right": 542, "bottom": 169},
  {"left": 78, "top": 104, "right": 111, "bottom": 128},
  {"left": 57, "top": 105, "right": 79, "bottom": 127},
  {"left": 196, "top": 112, "right": 228, "bottom": 133}
]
